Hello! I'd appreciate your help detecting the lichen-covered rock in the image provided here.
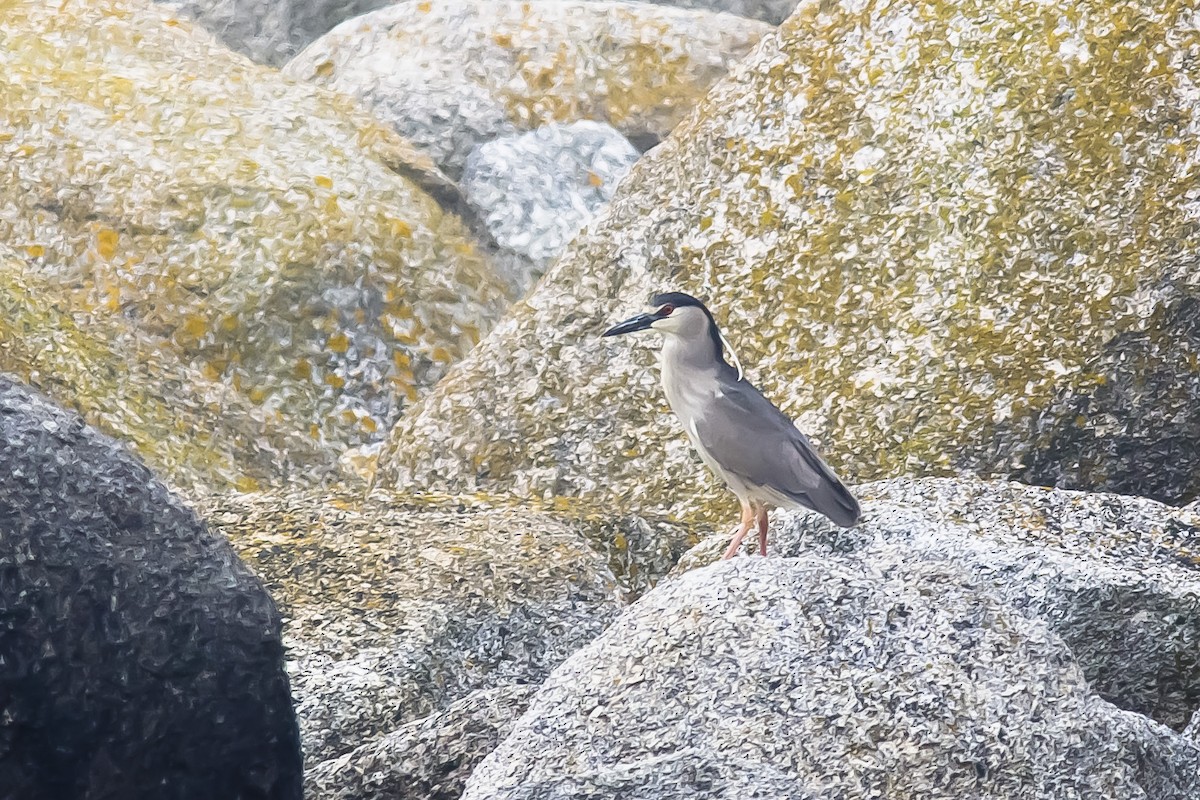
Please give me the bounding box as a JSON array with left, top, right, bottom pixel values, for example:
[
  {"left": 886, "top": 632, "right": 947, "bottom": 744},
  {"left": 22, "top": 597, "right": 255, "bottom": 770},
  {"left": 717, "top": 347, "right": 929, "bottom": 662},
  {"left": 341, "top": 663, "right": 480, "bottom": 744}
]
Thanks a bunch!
[
  {"left": 285, "top": 0, "right": 769, "bottom": 175},
  {"left": 202, "top": 491, "right": 624, "bottom": 767},
  {"left": 0, "top": 0, "right": 511, "bottom": 459},
  {"left": 0, "top": 377, "right": 302, "bottom": 799},
  {"left": 0, "top": 245, "right": 337, "bottom": 492},
  {"left": 463, "top": 122, "right": 640, "bottom": 288},
  {"left": 684, "top": 478, "right": 1200, "bottom": 730},
  {"left": 306, "top": 684, "right": 535, "bottom": 800},
  {"left": 378, "top": 0, "right": 1200, "bottom": 521},
  {"left": 464, "top": 555, "right": 1190, "bottom": 799}
]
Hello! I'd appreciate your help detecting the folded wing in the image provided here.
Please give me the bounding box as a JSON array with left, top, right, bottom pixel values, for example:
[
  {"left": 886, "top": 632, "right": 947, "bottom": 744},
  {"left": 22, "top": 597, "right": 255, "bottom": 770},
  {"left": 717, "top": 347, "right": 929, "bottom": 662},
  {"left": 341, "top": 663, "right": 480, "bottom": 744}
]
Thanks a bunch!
[{"left": 693, "top": 376, "right": 860, "bottom": 527}]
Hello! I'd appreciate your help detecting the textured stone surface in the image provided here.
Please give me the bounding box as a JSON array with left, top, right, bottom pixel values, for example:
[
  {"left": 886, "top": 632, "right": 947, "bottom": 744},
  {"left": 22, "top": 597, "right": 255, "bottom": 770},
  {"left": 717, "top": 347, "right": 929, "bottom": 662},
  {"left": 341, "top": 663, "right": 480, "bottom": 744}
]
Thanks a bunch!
[
  {"left": 378, "top": 0, "right": 1200, "bottom": 522},
  {"left": 463, "top": 122, "right": 640, "bottom": 286},
  {"left": 0, "top": 244, "right": 338, "bottom": 492},
  {"left": 285, "top": 0, "right": 769, "bottom": 175},
  {"left": 1103, "top": 705, "right": 1200, "bottom": 800},
  {"left": 306, "top": 684, "right": 535, "bottom": 800},
  {"left": 164, "top": 0, "right": 790, "bottom": 66},
  {"left": 202, "top": 491, "right": 624, "bottom": 767},
  {"left": 0, "top": 377, "right": 301, "bottom": 799},
  {"left": 683, "top": 478, "right": 1200, "bottom": 730},
  {"left": 465, "top": 554, "right": 1193, "bottom": 799},
  {"left": 0, "top": 0, "right": 510, "bottom": 460},
  {"left": 1187, "top": 708, "right": 1200, "bottom": 742}
]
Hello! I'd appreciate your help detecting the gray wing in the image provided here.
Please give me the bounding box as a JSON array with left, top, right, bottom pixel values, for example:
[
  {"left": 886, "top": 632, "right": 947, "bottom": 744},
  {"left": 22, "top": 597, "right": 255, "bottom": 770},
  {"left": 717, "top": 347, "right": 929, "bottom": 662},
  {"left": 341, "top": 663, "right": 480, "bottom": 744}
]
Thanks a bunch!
[{"left": 692, "top": 377, "right": 860, "bottom": 527}]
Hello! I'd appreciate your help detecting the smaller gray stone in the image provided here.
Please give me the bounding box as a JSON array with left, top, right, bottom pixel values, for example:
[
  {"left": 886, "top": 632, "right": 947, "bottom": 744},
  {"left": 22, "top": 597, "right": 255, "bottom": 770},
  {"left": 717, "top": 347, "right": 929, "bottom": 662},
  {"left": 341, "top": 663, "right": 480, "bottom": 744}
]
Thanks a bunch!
[
  {"left": 461, "top": 122, "right": 640, "bottom": 286},
  {"left": 306, "top": 684, "right": 535, "bottom": 800}
]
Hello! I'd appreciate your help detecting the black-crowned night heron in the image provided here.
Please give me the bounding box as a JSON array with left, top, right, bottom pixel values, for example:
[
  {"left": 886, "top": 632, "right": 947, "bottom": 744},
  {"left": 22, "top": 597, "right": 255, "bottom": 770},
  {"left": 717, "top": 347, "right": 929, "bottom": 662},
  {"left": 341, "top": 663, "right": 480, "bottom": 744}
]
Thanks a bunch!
[{"left": 603, "top": 291, "right": 860, "bottom": 558}]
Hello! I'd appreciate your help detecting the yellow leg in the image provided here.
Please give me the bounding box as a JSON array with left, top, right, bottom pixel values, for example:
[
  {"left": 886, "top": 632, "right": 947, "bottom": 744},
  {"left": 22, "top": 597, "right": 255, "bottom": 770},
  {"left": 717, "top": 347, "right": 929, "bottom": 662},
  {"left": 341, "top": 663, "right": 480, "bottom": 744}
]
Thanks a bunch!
[
  {"left": 756, "top": 507, "right": 769, "bottom": 556},
  {"left": 722, "top": 500, "right": 755, "bottom": 560}
]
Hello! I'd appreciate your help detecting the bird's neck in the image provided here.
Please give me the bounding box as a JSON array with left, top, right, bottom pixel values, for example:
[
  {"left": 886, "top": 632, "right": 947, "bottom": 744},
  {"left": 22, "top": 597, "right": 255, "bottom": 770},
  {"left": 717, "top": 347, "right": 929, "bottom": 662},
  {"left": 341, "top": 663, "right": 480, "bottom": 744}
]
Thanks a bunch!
[{"left": 660, "top": 333, "right": 722, "bottom": 381}]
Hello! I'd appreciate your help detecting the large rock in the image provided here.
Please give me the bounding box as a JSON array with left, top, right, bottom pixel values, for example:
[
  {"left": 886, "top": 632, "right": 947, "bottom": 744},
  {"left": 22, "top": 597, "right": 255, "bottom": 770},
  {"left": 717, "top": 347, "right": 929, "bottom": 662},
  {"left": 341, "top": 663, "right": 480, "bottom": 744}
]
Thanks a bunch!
[
  {"left": 0, "top": 0, "right": 511, "bottom": 460},
  {"left": 163, "top": 0, "right": 791, "bottom": 66},
  {"left": 0, "top": 377, "right": 302, "bottom": 799},
  {"left": 284, "top": 0, "right": 770, "bottom": 176},
  {"left": 684, "top": 477, "right": 1200, "bottom": 730},
  {"left": 201, "top": 491, "right": 625, "bottom": 771},
  {"left": 462, "top": 121, "right": 641, "bottom": 286},
  {"left": 378, "top": 0, "right": 1200, "bottom": 521},
  {"left": 464, "top": 554, "right": 1198, "bottom": 799},
  {"left": 0, "top": 244, "right": 338, "bottom": 492}
]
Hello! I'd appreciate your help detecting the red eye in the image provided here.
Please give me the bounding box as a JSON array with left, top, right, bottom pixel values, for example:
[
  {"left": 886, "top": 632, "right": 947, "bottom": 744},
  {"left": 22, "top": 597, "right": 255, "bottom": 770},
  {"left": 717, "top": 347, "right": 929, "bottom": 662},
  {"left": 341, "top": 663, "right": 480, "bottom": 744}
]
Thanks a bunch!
[{"left": 657, "top": 304, "right": 675, "bottom": 317}]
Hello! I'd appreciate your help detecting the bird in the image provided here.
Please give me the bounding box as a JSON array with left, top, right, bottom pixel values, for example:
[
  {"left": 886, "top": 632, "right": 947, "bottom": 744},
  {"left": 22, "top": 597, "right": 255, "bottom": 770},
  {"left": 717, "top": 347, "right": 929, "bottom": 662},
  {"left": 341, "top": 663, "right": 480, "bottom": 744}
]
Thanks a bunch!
[{"left": 602, "top": 291, "right": 860, "bottom": 558}]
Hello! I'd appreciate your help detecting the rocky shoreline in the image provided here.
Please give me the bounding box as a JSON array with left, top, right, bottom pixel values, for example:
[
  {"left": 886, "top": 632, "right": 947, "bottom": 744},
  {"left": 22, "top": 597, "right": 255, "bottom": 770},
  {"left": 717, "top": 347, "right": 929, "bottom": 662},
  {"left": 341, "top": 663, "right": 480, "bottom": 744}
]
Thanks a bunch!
[{"left": 2, "top": 0, "right": 1199, "bottom": 797}]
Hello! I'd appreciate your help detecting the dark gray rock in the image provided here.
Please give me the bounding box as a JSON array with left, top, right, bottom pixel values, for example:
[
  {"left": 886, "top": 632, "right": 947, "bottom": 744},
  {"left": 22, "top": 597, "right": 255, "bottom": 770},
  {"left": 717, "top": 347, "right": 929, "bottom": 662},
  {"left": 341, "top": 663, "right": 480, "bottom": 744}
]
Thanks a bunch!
[
  {"left": 0, "top": 376, "right": 301, "bottom": 799},
  {"left": 306, "top": 684, "right": 535, "bottom": 800},
  {"left": 462, "top": 122, "right": 640, "bottom": 287},
  {"left": 685, "top": 478, "right": 1200, "bottom": 731},
  {"left": 465, "top": 554, "right": 1190, "bottom": 799}
]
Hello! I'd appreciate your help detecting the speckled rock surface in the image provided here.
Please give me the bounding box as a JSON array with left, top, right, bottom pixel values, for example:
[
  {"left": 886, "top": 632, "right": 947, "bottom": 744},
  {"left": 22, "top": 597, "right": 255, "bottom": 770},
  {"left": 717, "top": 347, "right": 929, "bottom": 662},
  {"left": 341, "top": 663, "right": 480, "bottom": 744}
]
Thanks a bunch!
[
  {"left": 1104, "top": 705, "right": 1200, "bottom": 800},
  {"left": 285, "top": 0, "right": 769, "bottom": 176},
  {"left": 462, "top": 122, "right": 640, "bottom": 287},
  {"left": 0, "top": 245, "right": 338, "bottom": 492},
  {"left": 464, "top": 554, "right": 1193, "bottom": 799},
  {"left": 0, "top": 0, "right": 510, "bottom": 460},
  {"left": 201, "top": 491, "right": 624, "bottom": 768},
  {"left": 1186, "top": 709, "right": 1200, "bottom": 742},
  {"left": 0, "top": 377, "right": 302, "bottom": 799},
  {"left": 306, "top": 684, "right": 535, "bottom": 800},
  {"left": 683, "top": 478, "right": 1200, "bottom": 730},
  {"left": 378, "top": 0, "right": 1200, "bottom": 521}
]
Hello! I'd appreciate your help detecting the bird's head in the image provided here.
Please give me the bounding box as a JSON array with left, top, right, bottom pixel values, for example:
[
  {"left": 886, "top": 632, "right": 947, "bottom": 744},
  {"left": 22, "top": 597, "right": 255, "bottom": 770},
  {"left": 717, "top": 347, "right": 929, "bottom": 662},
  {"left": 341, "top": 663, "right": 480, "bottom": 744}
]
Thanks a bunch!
[
  {"left": 601, "top": 292, "right": 714, "bottom": 340},
  {"left": 602, "top": 292, "right": 743, "bottom": 378}
]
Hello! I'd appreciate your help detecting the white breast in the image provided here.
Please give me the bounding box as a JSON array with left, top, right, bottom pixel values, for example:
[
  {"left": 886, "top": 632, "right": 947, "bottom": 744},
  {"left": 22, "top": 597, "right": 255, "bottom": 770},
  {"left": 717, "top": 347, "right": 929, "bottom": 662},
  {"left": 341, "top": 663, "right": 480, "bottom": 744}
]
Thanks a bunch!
[{"left": 660, "top": 355, "right": 728, "bottom": 480}]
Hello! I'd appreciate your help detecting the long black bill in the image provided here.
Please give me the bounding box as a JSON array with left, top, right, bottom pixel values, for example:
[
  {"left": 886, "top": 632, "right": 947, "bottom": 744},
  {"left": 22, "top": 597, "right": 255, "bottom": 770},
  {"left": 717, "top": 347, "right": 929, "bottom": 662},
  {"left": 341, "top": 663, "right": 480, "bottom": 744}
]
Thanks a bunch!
[{"left": 602, "top": 312, "right": 656, "bottom": 337}]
